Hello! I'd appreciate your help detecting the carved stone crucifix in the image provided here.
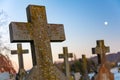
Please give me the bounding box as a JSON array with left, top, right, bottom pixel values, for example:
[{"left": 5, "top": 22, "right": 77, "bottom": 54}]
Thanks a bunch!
[
  {"left": 59, "top": 47, "right": 73, "bottom": 80},
  {"left": 11, "top": 43, "right": 28, "bottom": 80},
  {"left": 92, "top": 40, "right": 109, "bottom": 64},
  {"left": 9, "top": 5, "right": 66, "bottom": 80}
]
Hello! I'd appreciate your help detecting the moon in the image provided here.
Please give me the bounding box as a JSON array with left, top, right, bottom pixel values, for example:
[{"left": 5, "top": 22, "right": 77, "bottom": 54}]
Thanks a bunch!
[{"left": 104, "top": 21, "right": 108, "bottom": 26}]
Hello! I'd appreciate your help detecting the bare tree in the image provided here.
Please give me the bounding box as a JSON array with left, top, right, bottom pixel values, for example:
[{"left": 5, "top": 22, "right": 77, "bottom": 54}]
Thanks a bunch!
[
  {"left": 0, "top": 10, "right": 16, "bottom": 74},
  {"left": 0, "top": 10, "right": 10, "bottom": 54},
  {"left": 0, "top": 10, "right": 8, "bottom": 26}
]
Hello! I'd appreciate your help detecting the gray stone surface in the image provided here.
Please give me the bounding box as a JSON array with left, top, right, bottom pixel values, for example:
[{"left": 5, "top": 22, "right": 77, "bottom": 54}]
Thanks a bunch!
[
  {"left": 92, "top": 40, "right": 114, "bottom": 80},
  {"left": 92, "top": 40, "right": 109, "bottom": 64},
  {"left": 9, "top": 5, "right": 67, "bottom": 80},
  {"left": 80, "top": 55, "right": 90, "bottom": 80},
  {"left": 59, "top": 47, "right": 73, "bottom": 80}
]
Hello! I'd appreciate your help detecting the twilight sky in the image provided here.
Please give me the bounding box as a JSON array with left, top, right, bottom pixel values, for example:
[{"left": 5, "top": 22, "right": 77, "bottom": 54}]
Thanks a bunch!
[{"left": 0, "top": 0, "right": 120, "bottom": 70}]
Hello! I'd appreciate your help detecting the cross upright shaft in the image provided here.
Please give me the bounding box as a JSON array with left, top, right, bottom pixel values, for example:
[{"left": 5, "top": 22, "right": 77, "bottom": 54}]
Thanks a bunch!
[
  {"left": 92, "top": 40, "right": 110, "bottom": 64},
  {"left": 9, "top": 5, "right": 66, "bottom": 80}
]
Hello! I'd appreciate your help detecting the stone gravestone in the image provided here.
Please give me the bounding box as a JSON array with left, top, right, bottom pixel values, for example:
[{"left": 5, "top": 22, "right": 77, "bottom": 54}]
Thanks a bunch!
[
  {"left": 59, "top": 47, "right": 73, "bottom": 80},
  {"left": 11, "top": 43, "right": 28, "bottom": 80},
  {"left": 92, "top": 40, "right": 114, "bottom": 80},
  {"left": 9, "top": 5, "right": 67, "bottom": 80},
  {"left": 80, "top": 54, "right": 90, "bottom": 80},
  {"left": 92, "top": 40, "right": 109, "bottom": 65}
]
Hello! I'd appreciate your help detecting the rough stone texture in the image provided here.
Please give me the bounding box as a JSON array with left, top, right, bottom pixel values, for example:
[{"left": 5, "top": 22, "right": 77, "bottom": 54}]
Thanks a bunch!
[
  {"left": 25, "top": 65, "right": 68, "bottom": 80},
  {"left": 80, "top": 55, "right": 90, "bottom": 80},
  {"left": 9, "top": 5, "right": 67, "bottom": 80},
  {"left": 92, "top": 40, "right": 114, "bottom": 80},
  {"left": 81, "top": 55, "right": 87, "bottom": 74},
  {"left": 11, "top": 44, "right": 28, "bottom": 80},
  {"left": 59, "top": 47, "right": 73, "bottom": 80},
  {"left": 92, "top": 40, "right": 109, "bottom": 64}
]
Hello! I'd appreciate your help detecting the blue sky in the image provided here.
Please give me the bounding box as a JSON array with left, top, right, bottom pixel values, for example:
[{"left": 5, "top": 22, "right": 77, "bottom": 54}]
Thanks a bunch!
[{"left": 0, "top": 0, "right": 120, "bottom": 70}]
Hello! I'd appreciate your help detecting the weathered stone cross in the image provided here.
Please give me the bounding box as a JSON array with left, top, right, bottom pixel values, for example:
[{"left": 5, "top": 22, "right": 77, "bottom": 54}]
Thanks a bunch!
[
  {"left": 92, "top": 40, "right": 109, "bottom": 64},
  {"left": 11, "top": 43, "right": 28, "bottom": 80},
  {"left": 92, "top": 40, "right": 114, "bottom": 80},
  {"left": 59, "top": 47, "right": 73, "bottom": 80},
  {"left": 80, "top": 54, "right": 90, "bottom": 80},
  {"left": 9, "top": 5, "right": 66, "bottom": 80},
  {"left": 81, "top": 55, "right": 88, "bottom": 74}
]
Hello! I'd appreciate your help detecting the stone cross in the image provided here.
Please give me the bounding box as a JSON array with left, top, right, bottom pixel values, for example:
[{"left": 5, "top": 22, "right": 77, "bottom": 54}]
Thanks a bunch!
[
  {"left": 9, "top": 5, "right": 66, "bottom": 80},
  {"left": 91, "top": 40, "right": 114, "bottom": 80},
  {"left": 11, "top": 43, "right": 28, "bottom": 80},
  {"left": 80, "top": 55, "right": 90, "bottom": 80},
  {"left": 82, "top": 55, "right": 87, "bottom": 75},
  {"left": 92, "top": 40, "right": 109, "bottom": 64},
  {"left": 59, "top": 47, "right": 73, "bottom": 80}
]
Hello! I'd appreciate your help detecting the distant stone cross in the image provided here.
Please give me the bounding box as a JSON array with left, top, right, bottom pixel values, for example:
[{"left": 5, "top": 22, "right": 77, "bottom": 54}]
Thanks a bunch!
[
  {"left": 80, "top": 55, "right": 90, "bottom": 80},
  {"left": 92, "top": 40, "right": 109, "bottom": 64},
  {"left": 82, "top": 55, "right": 88, "bottom": 74},
  {"left": 92, "top": 40, "right": 114, "bottom": 80},
  {"left": 9, "top": 5, "right": 66, "bottom": 80},
  {"left": 59, "top": 47, "right": 73, "bottom": 80},
  {"left": 11, "top": 43, "right": 28, "bottom": 80}
]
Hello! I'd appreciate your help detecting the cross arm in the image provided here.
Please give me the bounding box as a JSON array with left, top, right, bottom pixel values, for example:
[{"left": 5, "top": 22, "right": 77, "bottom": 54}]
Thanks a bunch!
[
  {"left": 92, "top": 47, "right": 104, "bottom": 54},
  {"left": 48, "top": 24, "right": 66, "bottom": 42},
  {"left": 9, "top": 22, "right": 31, "bottom": 42},
  {"left": 104, "top": 46, "right": 110, "bottom": 53},
  {"left": 11, "top": 50, "right": 18, "bottom": 54},
  {"left": 92, "top": 46, "right": 110, "bottom": 54},
  {"left": 11, "top": 50, "right": 29, "bottom": 54},
  {"left": 59, "top": 54, "right": 64, "bottom": 58},
  {"left": 68, "top": 53, "right": 73, "bottom": 58},
  {"left": 58, "top": 53, "right": 73, "bottom": 59},
  {"left": 92, "top": 47, "right": 99, "bottom": 54}
]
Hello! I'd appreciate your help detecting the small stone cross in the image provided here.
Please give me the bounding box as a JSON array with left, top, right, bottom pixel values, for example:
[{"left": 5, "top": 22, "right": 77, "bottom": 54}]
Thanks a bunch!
[
  {"left": 59, "top": 47, "right": 73, "bottom": 80},
  {"left": 92, "top": 40, "right": 109, "bottom": 64},
  {"left": 11, "top": 43, "right": 28, "bottom": 80},
  {"left": 80, "top": 55, "right": 90, "bottom": 80},
  {"left": 82, "top": 55, "right": 87, "bottom": 74}
]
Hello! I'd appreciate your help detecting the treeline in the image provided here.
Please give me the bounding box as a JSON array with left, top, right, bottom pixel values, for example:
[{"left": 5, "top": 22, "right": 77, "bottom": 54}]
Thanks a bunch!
[{"left": 54, "top": 57, "right": 116, "bottom": 75}]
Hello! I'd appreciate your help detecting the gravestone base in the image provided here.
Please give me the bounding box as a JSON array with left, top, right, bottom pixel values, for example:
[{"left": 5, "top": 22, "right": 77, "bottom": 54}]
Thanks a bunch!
[
  {"left": 25, "top": 66, "right": 39, "bottom": 80},
  {"left": 94, "top": 63, "right": 114, "bottom": 80},
  {"left": 25, "top": 66, "right": 68, "bottom": 80},
  {"left": 16, "top": 68, "right": 27, "bottom": 80}
]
